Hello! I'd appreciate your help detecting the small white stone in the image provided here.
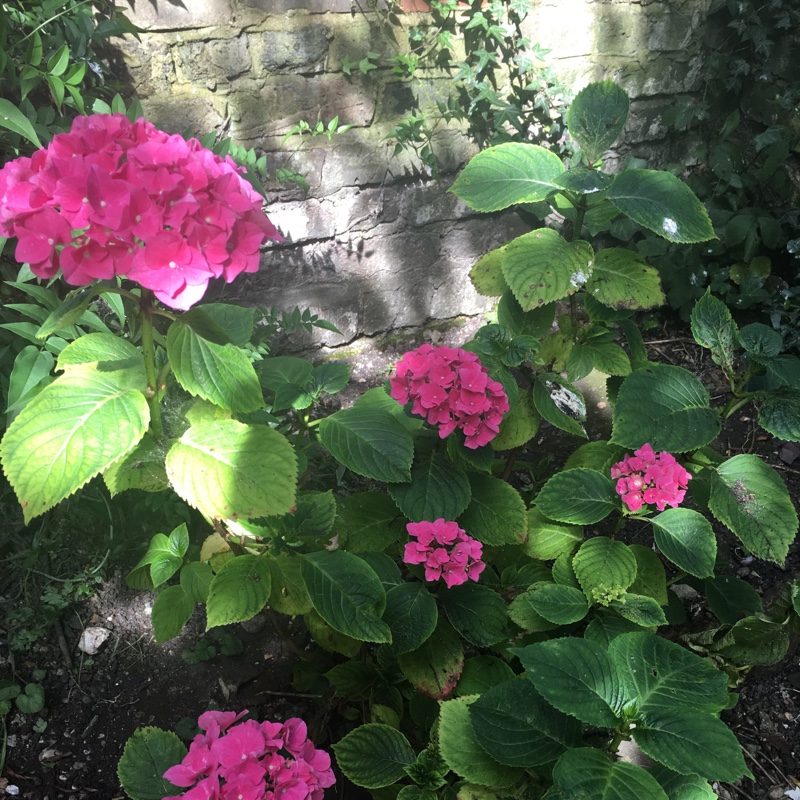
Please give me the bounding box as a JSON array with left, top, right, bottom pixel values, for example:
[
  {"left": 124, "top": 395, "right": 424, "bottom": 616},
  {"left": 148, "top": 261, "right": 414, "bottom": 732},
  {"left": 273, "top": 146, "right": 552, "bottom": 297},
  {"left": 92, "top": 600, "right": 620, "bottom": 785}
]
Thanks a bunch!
[{"left": 78, "top": 626, "right": 111, "bottom": 655}]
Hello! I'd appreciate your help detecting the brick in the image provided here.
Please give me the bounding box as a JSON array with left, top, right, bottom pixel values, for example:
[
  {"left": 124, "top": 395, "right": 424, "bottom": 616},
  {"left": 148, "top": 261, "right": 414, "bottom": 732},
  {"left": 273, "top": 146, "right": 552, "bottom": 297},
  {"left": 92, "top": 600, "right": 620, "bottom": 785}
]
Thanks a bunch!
[{"left": 120, "top": 0, "right": 232, "bottom": 30}]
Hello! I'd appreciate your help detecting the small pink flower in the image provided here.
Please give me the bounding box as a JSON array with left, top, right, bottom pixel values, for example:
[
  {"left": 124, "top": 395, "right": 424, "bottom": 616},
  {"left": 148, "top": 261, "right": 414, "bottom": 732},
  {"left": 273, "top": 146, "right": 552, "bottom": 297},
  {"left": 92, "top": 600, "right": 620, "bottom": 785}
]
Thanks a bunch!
[
  {"left": 403, "top": 519, "right": 485, "bottom": 588},
  {"left": 611, "top": 444, "right": 691, "bottom": 513}
]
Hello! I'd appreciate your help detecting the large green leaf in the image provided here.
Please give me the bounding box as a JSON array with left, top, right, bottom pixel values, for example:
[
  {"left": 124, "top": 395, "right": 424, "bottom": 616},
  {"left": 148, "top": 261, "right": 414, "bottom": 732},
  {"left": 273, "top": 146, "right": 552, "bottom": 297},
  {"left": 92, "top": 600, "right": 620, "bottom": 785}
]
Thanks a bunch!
[
  {"left": 610, "top": 593, "right": 667, "bottom": 627},
  {"left": 551, "top": 748, "right": 668, "bottom": 800},
  {"left": 533, "top": 374, "right": 587, "bottom": 438},
  {"left": 439, "top": 696, "right": 524, "bottom": 788},
  {"left": 758, "top": 388, "right": 800, "bottom": 442},
  {"left": 397, "top": 618, "right": 463, "bottom": 699},
  {"left": 514, "top": 638, "right": 622, "bottom": 727},
  {"left": 165, "top": 420, "right": 297, "bottom": 521},
  {"left": 117, "top": 727, "right": 187, "bottom": 800},
  {"left": 490, "top": 389, "right": 540, "bottom": 450},
  {"left": 573, "top": 537, "right": 637, "bottom": 601},
  {"left": 103, "top": 435, "right": 168, "bottom": 496},
  {"left": 650, "top": 508, "right": 716, "bottom": 578},
  {"left": 536, "top": 469, "right": 618, "bottom": 525},
  {"left": 690, "top": 290, "right": 738, "bottom": 374},
  {"left": 440, "top": 583, "right": 508, "bottom": 647},
  {"left": 151, "top": 585, "right": 195, "bottom": 643},
  {"left": 497, "top": 291, "right": 556, "bottom": 337},
  {"left": 127, "top": 524, "right": 189, "bottom": 589},
  {"left": 634, "top": 710, "right": 752, "bottom": 782},
  {"left": 649, "top": 766, "right": 717, "bottom": 800},
  {"left": 608, "top": 632, "right": 729, "bottom": 714},
  {"left": 383, "top": 583, "right": 438, "bottom": 655},
  {"left": 389, "top": 448, "right": 471, "bottom": 522},
  {"left": 336, "top": 491, "right": 406, "bottom": 553},
  {"left": 709, "top": 454, "right": 798, "bottom": 564},
  {"left": 1, "top": 370, "right": 149, "bottom": 523},
  {"left": 524, "top": 507, "right": 583, "bottom": 560},
  {"left": 457, "top": 474, "right": 527, "bottom": 545},
  {"left": 501, "top": 229, "right": 594, "bottom": 311},
  {"left": 469, "top": 246, "right": 509, "bottom": 297},
  {"left": 528, "top": 583, "right": 589, "bottom": 625},
  {"left": 333, "top": 724, "right": 416, "bottom": 789},
  {"left": 712, "top": 615, "right": 790, "bottom": 666},
  {"left": 319, "top": 407, "right": 414, "bottom": 483},
  {"left": 450, "top": 143, "right": 564, "bottom": 212},
  {"left": 206, "top": 554, "right": 272, "bottom": 628},
  {"left": 267, "top": 554, "right": 313, "bottom": 616},
  {"left": 470, "top": 679, "right": 580, "bottom": 768},
  {"left": 611, "top": 365, "right": 721, "bottom": 452},
  {"left": 199, "top": 302, "right": 255, "bottom": 347},
  {"left": 585, "top": 248, "right": 665, "bottom": 311},
  {"left": 166, "top": 321, "right": 263, "bottom": 413},
  {"left": 301, "top": 551, "right": 391, "bottom": 643},
  {"left": 455, "top": 656, "right": 516, "bottom": 697},
  {"left": 607, "top": 170, "right": 715, "bottom": 243},
  {"left": 566, "top": 80, "right": 630, "bottom": 163},
  {"left": 6, "top": 345, "right": 54, "bottom": 412}
]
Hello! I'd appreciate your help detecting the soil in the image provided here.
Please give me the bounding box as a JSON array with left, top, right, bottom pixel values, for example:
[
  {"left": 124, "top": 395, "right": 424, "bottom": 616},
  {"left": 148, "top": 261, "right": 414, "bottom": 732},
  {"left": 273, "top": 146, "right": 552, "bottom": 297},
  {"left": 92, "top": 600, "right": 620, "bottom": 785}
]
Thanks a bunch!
[{"left": 0, "top": 319, "right": 798, "bottom": 800}]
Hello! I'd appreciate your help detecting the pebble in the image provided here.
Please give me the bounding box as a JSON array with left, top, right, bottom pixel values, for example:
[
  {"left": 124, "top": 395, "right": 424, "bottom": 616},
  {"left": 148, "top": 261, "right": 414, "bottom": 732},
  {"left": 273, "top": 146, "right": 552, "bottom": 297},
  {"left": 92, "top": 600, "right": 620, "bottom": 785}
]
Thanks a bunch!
[{"left": 78, "top": 626, "right": 111, "bottom": 655}]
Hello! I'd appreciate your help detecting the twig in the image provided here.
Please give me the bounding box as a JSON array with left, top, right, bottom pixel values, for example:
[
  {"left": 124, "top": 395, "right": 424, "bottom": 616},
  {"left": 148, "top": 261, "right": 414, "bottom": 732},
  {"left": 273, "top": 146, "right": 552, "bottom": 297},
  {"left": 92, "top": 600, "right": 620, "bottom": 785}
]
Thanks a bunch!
[
  {"left": 250, "top": 689, "right": 323, "bottom": 699},
  {"left": 52, "top": 617, "right": 73, "bottom": 671}
]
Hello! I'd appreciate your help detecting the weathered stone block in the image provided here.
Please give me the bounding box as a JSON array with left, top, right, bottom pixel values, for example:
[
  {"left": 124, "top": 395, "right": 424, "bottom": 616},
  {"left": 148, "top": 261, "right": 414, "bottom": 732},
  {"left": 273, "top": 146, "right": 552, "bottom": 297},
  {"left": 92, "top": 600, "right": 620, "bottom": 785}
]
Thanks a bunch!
[
  {"left": 121, "top": 0, "right": 232, "bottom": 30},
  {"left": 139, "top": 92, "right": 224, "bottom": 136},
  {"left": 115, "top": 36, "right": 175, "bottom": 97},
  {"left": 240, "top": 0, "right": 352, "bottom": 12},
  {"left": 254, "top": 25, "right": 330, "bottom": 72},
  {"left": 174, "top": 36, "right": 251, "bottom": 83}
]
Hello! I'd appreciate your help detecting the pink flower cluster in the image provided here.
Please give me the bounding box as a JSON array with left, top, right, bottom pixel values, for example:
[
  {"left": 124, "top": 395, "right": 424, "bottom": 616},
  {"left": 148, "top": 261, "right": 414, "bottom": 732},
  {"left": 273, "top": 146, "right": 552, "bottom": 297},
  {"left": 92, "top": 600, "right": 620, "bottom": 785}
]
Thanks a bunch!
[
  {"left": 611, "top": 443, "right": 692, "bottom": 512},
  {"left": 0, "top": 114, "right": 281, "bottom": 310},
  {"left": 162, "top": 710, "right": 335, "bottom": 800},
  {"left": 389, "top": 344, "right": 509, "bottom": 449},
  {"left": 403, "top": 519, "right": 485, "bottom": 588}
]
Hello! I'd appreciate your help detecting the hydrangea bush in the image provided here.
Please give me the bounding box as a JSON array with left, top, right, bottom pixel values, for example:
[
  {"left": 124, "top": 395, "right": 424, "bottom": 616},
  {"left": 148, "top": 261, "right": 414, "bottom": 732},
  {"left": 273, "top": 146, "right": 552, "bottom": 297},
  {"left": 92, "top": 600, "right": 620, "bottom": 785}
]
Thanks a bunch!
[{"left": 0, "top": 86, "right": 798, "bottom": 800}]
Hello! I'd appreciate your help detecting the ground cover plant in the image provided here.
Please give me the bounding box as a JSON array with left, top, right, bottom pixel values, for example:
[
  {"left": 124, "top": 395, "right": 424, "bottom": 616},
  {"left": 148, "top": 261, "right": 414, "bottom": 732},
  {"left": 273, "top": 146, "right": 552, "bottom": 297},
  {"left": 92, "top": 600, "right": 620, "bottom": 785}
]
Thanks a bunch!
[{"left": 0, "top": 77, "right": 799, "bottom": 800}]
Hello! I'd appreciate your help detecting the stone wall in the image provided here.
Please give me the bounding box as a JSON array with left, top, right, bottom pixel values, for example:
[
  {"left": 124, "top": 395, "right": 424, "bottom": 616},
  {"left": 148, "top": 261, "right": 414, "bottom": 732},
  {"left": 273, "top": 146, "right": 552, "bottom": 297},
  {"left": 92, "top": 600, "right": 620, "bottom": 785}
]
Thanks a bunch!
[{"left": 117, "top": 0, "right": 712, "bottom": 344}]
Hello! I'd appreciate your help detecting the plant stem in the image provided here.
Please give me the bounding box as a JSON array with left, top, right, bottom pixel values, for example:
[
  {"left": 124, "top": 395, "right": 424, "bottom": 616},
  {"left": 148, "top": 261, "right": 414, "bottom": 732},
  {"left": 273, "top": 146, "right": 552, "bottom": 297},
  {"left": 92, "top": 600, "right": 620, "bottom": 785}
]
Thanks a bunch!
[{"left": 139, "top": 289, "right": 163, "bottom": 438}]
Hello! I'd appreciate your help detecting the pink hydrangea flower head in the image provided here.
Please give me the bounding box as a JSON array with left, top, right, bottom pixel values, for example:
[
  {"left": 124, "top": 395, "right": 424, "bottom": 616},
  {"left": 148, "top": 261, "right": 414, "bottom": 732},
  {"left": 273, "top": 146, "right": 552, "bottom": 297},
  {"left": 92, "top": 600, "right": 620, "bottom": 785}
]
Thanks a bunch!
[
  {"left": 390, "top": 345, "right": 509, "bottom": 448},
  {"left": 404, "top": 519, "right": 485, "bottom": 588},
  {"left": 0, "top": 113, "right": 282, "bottom": 310},
  {"left": 611, "top": 443, "right": 691, "bottom": 512},
  {"left": 162, "top": 711, "right": 334, "bottom": 800}
]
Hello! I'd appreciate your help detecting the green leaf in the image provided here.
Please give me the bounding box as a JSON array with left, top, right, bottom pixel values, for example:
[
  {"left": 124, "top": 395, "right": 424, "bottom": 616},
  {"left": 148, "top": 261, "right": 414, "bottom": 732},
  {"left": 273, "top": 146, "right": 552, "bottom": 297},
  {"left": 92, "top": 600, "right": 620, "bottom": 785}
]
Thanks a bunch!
[
  {"left": 553, "top": 166, "right": 613, "bottom": 194},
  {"left": 574, "top": 537, "right": 637, "bottom": 601},
  {"left": 267, "top": 554, "right": 313, "bottom": 615},
  {"left": 305, "top": 609, "right": 361, "bottom": 657},
  {"left": 104, "top": 435, "right": 168, "bottom": 496},
  {"left": 628, "top": 545, "right": 668, "bottom": 606},
  {"left": 469, "top": 247, "right": 509, "bottom": 297},
  {"left": 451, "top": 143, "right": 564, "bottom": 212},
  {"left": 206, "top": 554, "right": 271, "bottom": 628},
  {"left": 439, "top": 696, "right": 524, "bottom": 788},
  {"left": 514, "top": 638, "right": 622, "bottom": 727},
  {"left": 634, "top": 710, "right": 752, "bottom": 782},
  {"left": 690, "top": 290, "right": 738, "bottom": 373},
  {"left": 47, "top": 42, "right": 70, "bottom": 76},
  {"left": 440, "top": 583, "right": 508, "bottom": 647},
  {"left": 585, "top": 248, "right": 665, "bottom": 311},
  {"left": 259, "top": 356, "right": 313, "bottom": 392},
  {"left": 0, "top": 98, "right": 42, "bottom": 147},
  {"left": 610, "top": 593, "right": 667, "bottom": 626},
  {"left": 536, "top": 469, "right": 618, "bottom": 525},
  {"left": 397, "top": 618, "right": 463, "bottom": 699},
  {"left": 1, "top": 370, "right": 149, "bottom": 524},
  {"left": 301, "top": 551, "right": 391, "bottom": 643},
  {"left": 319, "top": 408, "right": 414, "bottom": 483},
  {"left": 567, "top": 80, "right": 630, "bottom": 163},
  {"left": 533, "top": 374, "right": 588, "bottom": 438},
  {"left": 128, "top": 524, "right": 188, "bottom": 588},
  {"left": 611, "top": 365, "right": 721, "bottom": 452},
  {"left": 608, "top": 632, "right": 729, "bottom": 714},
  {"left": 151, "top": 585, "right": 195, "bottom": 642},
  {"left": 56, "top": 333, "right": 145, "bottom": 381},
  {"left": 165, "top": 420, "right": 297, "bottom": 521},
  {"left": 166, "top": 322, "right": 263, "bottom": 413},
  {"left": 490, "top": 389, "right": 540, "bottom": 450},
  {"left": 502, "top": 230, "right": 594, "bottom": 310},
  {"left": 564, "top": 440, "right": 628, "bottom": 472},
  {"left": 389, "top": 449, "right": 471, "bottom": 522},
  {"left": 705, "top": 574, "right": 762, "bottom": 625},
  {"left": 6, "top": 346, "right": 54, "bottom": 412},
  {"left": 457, "top": 474, "right": 527, "bottom": 545},
  {"left": 455, "top": 656, "right": 516, "bottom": 697},
  {"left": 524, "top": 507, "right": 583, "bottom": 560},
  {"left": 552, "top": 747, "right": 668, "bottom": 800},
  {"left": 15, "top": 682, "right": 45, "bottom": 714},
  {"left": 607, "top": 170, "right": 715, "bottom": 243},
  {"left": 180, "top": 562, "right": 214, "bottom": 604},
  {"left": 470, "top": 679, "right": 580, "bottom": 767},
  {"left": 758, "top": 388, "right": 800, "bottom": 441},
  {"left": 314, "top": 361, "right": 351, "bottom": 394},
  {"left": 497, "top": 291, "right": 555, "bottom": 337},
  {"left": 118, "top": 727, "right": 187, "bottom": 800},
  {"left": 739, "top": 322, "right": 782, "bottom": 359},
  {"left": 199, "top": 302, "right": 255, "bottom": 346},
  {"left": 713, "top": 615, "right": 789, "bottom": 666},
  {"left": 336, "top": 492, "right": 405, "bottom": 553},
  {"left": 383, "top": 583, "right": 438, "bottom": 655},
  {"left": 650, "top": 508, "right": 717, "bottom": 578},
  {"left": 507, "top": 588, "right": 559, "bottom": 632},
  {"left": 529, "top": 583, "right": 589, "bottom": 625},
  {"left": 709, "top": 454, "right": 798, "bottom": 564},
  {"left": 649, "top": 766, "right": 717, "bottom": 800},
  {"left": 333, "top": 724, "right": 416, "bottom": 789}
]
